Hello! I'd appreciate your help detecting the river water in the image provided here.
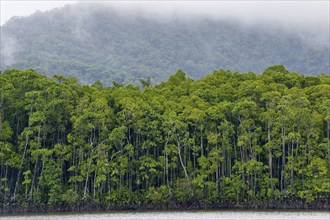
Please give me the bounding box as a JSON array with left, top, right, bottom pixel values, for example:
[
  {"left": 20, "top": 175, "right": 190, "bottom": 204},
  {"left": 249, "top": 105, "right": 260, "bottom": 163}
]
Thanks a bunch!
[{"left": 1, "top": 210, "right": 329, "bottom": 220}]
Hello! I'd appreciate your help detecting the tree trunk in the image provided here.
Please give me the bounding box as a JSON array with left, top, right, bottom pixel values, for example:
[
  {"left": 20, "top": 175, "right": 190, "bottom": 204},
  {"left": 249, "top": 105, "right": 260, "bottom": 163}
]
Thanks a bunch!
[
  {"left": 83, "top": 150, "right": 93, "bottom": 200},
  {"left": 12, "top": 125, "right": 31, "bottom": 201},
  {"left": 280, "top": 124, "right": 286, "bottom": 192},
  {"left": 29, "top": 156, "right": 39, "bottom": 201},
  {"left": 267, "top": 123, "right": 273, "bottom": 189},
  {"left": 177, "top": 139, "right": 201, "bottom": 208},
  {"left": 327, "top": 120, "right": 330, "bottom": 171}
]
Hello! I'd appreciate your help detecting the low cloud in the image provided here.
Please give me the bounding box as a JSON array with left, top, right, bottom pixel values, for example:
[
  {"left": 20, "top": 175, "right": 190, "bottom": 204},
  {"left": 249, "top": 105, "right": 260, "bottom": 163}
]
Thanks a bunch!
[
  {"left": 83, "top": 1, "right": 329, "bottom": 47},
  {"left": 0, "top": 33, "right": 18, "bottom": 67}
]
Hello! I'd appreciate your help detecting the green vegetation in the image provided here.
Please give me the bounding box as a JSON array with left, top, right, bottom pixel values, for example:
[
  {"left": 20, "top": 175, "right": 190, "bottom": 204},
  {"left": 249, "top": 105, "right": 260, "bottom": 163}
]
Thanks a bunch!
[
  {"left": 1, "top": 3, "right": 329, "bottom": 85},
  {"left": 0, "top": 66, "right": 329, "bottom": 210}
]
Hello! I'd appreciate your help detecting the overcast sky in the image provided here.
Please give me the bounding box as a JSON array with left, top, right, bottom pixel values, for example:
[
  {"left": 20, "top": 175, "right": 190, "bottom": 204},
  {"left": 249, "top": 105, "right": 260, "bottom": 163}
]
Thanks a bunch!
[
  {"left": 1, "top": 0, "right": 329, "bottom": 44},
  {"left": 1, "top": 1, "right": 78, "bottom": 26},
  {"left": 1, "top": 1, "right": 329, "bottom": 25}
]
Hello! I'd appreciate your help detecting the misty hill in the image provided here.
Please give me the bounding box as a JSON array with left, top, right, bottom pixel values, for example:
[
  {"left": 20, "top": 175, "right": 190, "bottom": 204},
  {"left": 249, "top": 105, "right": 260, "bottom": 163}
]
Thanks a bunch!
[{"left": 1, "top": 3, "right": 329, "bottom": 85}]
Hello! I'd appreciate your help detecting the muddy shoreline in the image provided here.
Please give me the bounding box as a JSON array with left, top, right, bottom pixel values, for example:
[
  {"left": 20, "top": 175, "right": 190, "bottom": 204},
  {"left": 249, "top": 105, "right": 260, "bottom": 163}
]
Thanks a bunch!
[{"left": 1, "top": 199, "right": 329, "bottom": 215}]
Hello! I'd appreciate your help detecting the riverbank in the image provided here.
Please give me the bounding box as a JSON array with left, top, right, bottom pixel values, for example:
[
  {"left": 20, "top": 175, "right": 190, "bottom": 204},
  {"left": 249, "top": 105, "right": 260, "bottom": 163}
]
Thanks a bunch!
[
  {"left": 0, "top": 199, "right": 329, "bottom": 215},
  {"left": 1, "top": 210, "right": 330, "bottom": 220}
]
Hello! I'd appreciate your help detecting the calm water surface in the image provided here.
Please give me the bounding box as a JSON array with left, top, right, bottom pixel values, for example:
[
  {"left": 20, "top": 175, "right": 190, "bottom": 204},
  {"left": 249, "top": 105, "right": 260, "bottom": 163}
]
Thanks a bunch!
[{"left": 1, "top": 210, "right": 329, "bottom": 220}]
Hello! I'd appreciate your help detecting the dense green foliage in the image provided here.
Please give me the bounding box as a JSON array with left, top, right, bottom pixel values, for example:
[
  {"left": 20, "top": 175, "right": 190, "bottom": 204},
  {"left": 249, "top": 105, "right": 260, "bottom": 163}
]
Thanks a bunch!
[
  {"left": 1, "top": 3, "right": 329, "bottom": 85},
  {"left": 0, "top": 66, "right": 329, "bottom": 208}
]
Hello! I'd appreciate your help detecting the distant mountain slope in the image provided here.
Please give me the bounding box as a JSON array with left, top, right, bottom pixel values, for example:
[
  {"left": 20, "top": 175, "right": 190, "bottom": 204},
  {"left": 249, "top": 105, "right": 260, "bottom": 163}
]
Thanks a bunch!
[{"left": 1, "top": 3, "right": 329, "bottom": 85}]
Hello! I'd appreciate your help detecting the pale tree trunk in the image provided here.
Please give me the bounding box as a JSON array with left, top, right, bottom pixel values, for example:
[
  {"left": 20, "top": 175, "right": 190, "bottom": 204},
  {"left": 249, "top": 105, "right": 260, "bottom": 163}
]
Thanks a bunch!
[
  {"left": 176, "top": 138, "right": 201, "bottom": 208},
  {"left": 164, "top": 135, "right": 173, "bottom": 198},
  {"left": 267, "top": 123, "right": 273, "bottom": 190},
  {"left": 327, "top": 120, "right": 330, "bottom": 171},
  {"left": 29, "top": 156, "right": 39, "bottom": 201},
  {"left": 280, "top": 124, "right": 286, "bottom": 192},
  {"left": 83, "top": 148, "right": 94, "bottom": 200},
  {"left": 12, "top": 106, "right": 33, "bottom": 201}
]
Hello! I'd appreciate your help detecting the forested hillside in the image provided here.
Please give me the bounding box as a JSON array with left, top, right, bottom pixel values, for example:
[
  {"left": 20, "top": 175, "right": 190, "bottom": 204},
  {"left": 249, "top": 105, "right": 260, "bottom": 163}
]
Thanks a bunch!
[
  {"left": 1, "top": 2, "right": 329, "bottom": 85},
  {"left": 0, "top": 66, "right": 329, "bottom": 211}
]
